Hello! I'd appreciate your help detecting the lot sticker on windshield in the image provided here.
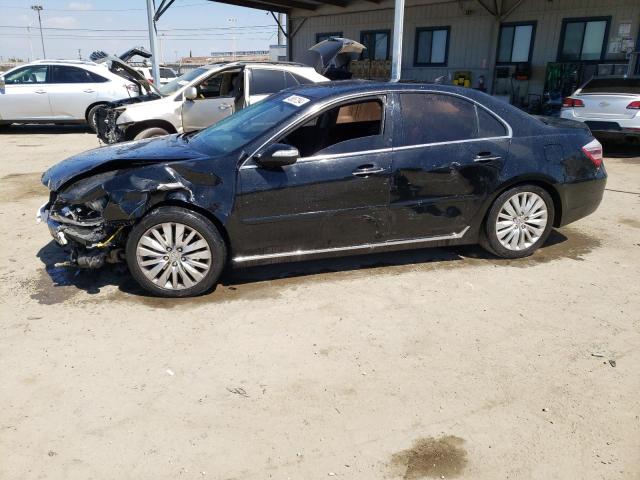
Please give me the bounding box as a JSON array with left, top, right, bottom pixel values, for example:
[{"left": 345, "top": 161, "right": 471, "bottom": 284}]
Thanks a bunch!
[
  {"left": 283, "top": 95, "right": 310, "bottom": 107},
  {"left": 178, "top": 80, "right": 189, "bottom": 85}
]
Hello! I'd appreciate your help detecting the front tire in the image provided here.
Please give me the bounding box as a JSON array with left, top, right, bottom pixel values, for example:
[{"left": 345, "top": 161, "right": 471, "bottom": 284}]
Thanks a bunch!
[
  {"left": 126, "top": 206, "right": 227, "bottom": 297},
  {"left": 86, "top": 104, "right": 105, "bottom": 133},
  {"left": 481, "top": 185, "right": 555, "bottom": 258},
  {"left": 134, "top": 127, "right": 169, "bottom": 140}
]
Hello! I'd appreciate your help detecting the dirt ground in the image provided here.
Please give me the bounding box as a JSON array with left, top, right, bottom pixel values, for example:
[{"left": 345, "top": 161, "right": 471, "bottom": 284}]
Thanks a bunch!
[{"left": 0, "top": 125, "right": 639, "bottom": 480}]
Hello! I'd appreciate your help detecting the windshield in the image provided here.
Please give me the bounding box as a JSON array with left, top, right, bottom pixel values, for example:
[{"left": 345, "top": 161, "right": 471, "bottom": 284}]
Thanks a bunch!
[
  {"left": 191, "top": 93, "right": 308, "bottom": 156},
  {"left": 158, "top": 67, "right": 209, "bottom": 96}
]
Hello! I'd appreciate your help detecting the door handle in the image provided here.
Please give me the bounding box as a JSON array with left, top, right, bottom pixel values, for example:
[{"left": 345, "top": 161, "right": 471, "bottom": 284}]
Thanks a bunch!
[
  {"left": 352, "top": 164, "right": 385, "bottom": 177},
  {"left": 218, "top": 103, "right": 231, "bottom": 110},
  {"left": 35, "top": 89, "right": 46, "bottom": 94},
  {"left": 83, "top": 89, "right": 95, "bottom": 93},
  {"left": 474, "top": 152, "right": 502, "bottom": 163}
]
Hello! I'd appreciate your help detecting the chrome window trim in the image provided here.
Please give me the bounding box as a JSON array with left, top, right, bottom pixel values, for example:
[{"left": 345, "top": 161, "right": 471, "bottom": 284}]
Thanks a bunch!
[
  {"left": 232, "top": 226, "right": 470, "bottom": 263},
  {"left": 239, "top": 88, "right": 513, "bottom": 171}
]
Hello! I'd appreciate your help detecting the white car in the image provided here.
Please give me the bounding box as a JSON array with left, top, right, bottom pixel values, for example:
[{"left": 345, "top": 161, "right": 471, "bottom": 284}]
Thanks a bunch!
[
  {"left": 560, "top": 76, "right": 640, "bottom": 144},
  {"left": 133, "top": 65, "right": 178, "bottom": 85},
  {"left": 0, "top": 59, "right": 150, "bottom": 131},
  {"left": 97, "top": 61, "right": 328, "bottom": 143}
]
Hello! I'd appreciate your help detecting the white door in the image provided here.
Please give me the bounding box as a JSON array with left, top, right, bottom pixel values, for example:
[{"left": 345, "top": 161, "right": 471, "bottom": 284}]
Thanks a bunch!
[
  {"left": 181, "top": 69, "right": 242, "bottom": 132},
  {"left": 47, "top": 65, "right": 99, "bottom": 120},
  {"left": 0, "top": 65, "right": 52, "bottom": 120}
]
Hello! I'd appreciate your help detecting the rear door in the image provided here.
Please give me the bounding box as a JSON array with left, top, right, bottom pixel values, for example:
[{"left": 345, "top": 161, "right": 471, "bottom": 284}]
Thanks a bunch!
[
  {"left": 181, "top": 69, "right": 241, "bottom": 131},
  {"left": 390, "top": 91, "right": 510, "bottom": 239},
  {"left": 0, "top": 65, "right": 52, "bottom": 120},
  {"left": 48, "top": 65, "right": 102, "bottom": 120}
]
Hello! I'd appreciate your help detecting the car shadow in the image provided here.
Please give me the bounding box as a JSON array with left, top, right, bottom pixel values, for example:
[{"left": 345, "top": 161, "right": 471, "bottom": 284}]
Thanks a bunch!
[
  {"left": 1, "top": 124, "right": 93, "bottom": 135},
  {"left": 34, "top": 229, "right": 571, "bottom": 300},
  {"left": 601, "top": 140, "right": 640, "bottom": 159}
]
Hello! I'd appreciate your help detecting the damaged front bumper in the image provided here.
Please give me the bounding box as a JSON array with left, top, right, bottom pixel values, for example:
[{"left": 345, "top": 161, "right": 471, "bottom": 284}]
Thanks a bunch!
[
  {"left": 96, "top": 106, "right": 127, "bottom": 144},
  {"left": 37, "top": 200, "right": 125, "bottom": 268}
]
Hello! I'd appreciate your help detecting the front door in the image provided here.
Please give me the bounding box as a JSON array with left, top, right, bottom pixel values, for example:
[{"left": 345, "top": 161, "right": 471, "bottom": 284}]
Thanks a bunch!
[
  {"left": 233, "top": 95, "right": 393, "bottom": 258},
  {"left": 390, "top": 91, "right": 510, "bottom": 239},
  {"left": 181, "top": 69, "right": 242, "bottom": 132},
  {"left": 0, "top": 65, "right": 52, "bottom": 120}
]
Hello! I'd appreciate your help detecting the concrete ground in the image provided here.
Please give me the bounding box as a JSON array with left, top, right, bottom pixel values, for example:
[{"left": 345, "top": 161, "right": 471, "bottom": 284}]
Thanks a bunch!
[{"left": 0, "top": 125, "right": 639, "bottom": 480}]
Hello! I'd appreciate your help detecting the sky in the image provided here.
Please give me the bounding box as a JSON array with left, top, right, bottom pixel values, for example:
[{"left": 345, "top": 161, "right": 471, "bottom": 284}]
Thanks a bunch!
[{"left": 0, "top": 0, "right": 283, "bottom": 62}]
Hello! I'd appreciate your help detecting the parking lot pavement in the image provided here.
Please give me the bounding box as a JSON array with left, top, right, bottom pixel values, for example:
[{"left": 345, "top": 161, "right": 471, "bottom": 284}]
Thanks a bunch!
[{"left": 1, "top": 126, "right": 639, "bottom": 480}]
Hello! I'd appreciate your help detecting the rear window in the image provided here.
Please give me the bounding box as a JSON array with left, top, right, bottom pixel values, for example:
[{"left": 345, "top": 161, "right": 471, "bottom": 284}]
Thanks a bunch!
[{"left": 580, "top": 78, "right": 640, "bottom": 94}]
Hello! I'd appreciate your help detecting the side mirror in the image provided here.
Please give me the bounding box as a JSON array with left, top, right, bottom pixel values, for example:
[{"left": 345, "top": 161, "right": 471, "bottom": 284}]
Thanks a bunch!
[
  {"left": 184, "top": 86, "right": 198, "bottom": 101},
  {"left": 255, "top": 143, "right": 299, "bottom": 169}
]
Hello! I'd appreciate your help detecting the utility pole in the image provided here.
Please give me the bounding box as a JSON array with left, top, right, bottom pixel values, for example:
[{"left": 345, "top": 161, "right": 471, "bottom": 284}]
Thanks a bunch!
[
  {"left": 228, "top": 17, "right": 237, "bottom": 60},
  {"left": 145, "top": 0, "right": 161, "bottom": 86},
  {"left": 77, "top": 48, "right": 81, "bottom": 60},
  {"left": 277, "top": 13, "right": 284, "bottom": 46},
  {"left": 31, "top": 5, "right": 45, "bottom": 59}
]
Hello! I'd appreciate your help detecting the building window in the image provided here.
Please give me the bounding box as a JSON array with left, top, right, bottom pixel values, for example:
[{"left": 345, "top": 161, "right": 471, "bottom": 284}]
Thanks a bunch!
[
  {"left": 558, "top": 17, "right": 610, "bottom": 61},
  {"left": 360, "top": 30, "right": 390, "bottom": 60},
  {"left": 316, "top": 32, "right": 343, "bottom": 43},
  {"left": 497, "top": 22, "right": 536, "bottom": 63},
  {"left": 414, "top": 26, "right": 450, "bottom": 66}
]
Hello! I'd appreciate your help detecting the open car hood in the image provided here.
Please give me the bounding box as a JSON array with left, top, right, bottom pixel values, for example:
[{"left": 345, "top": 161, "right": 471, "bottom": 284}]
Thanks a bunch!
[
  {"left": 301, "top": 37, "right": 366, "bottom": 74},
  {"left": 90, "top": 50, "right": 160, "bottom": 96}
]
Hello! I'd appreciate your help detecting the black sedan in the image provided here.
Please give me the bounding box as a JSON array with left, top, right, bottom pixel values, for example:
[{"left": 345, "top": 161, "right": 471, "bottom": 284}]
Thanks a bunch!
[{"left": 39, "top": 81, "right": 607, "bottom": 297}]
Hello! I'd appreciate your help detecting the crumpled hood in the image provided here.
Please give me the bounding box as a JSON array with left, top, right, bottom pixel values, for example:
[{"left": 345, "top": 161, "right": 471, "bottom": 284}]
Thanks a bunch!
[{"left": 42, "top": 134, "right": 207, "bottom": 192}]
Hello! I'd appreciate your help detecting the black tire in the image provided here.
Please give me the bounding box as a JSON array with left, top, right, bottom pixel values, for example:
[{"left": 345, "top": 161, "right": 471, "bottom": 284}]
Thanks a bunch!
[
  {"left": 86, "top": 104, "right": 105, "bottom": 133},
  {"left": 481, "top": 184, "right": 555, "bottom": 259},
  {"left": 125, "top": 206, "right": 227, "bottom": 297},
  {"left": 134, "top": 127, "right": 169, "bottom": 140}
]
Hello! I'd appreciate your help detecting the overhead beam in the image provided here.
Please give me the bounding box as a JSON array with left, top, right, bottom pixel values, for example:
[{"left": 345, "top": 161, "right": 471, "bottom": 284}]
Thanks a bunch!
[{"left": 206, "top": 0, "right": 318, "bottom": 11}]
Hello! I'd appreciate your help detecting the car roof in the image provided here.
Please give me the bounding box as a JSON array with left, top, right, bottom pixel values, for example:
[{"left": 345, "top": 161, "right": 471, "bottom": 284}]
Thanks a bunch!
[
  {"left": 200, "top": 60, "right": 310, "bottom": 70},
  {"left": 284, "top": 80, "right": 488, "bottom": 99}
]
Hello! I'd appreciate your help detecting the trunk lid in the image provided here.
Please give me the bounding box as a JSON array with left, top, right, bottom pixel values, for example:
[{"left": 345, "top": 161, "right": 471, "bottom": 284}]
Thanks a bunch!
[{"left": 573, "top": 94, "right": 639, "bottom": 120}]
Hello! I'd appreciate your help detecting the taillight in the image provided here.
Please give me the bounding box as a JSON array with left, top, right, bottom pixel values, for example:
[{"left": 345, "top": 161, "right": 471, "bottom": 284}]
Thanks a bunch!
[
  {"left": 563, "top": 97, "right": 584, "bottom": 108},
  {"left": 149, "top": 78, "right": 154, "bottom": 84},
  {"left": 582, "top": 138, "right": 603, "bottom": 169},
  {"left": 627, "top": 101, "right": 640, "bottom": 109}
]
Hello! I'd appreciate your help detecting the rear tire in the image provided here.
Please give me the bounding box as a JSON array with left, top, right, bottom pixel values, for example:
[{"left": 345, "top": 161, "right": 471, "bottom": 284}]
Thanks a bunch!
[
  {"left": 126, "top": 206, "right": 227, "bottom": 297},
  {"left": 134, "top": 127, "right": 169, "bottom": 140},
  {"left": 481, "top": 185, "right": 555, "bottom": 259},
  {"left": 86, "top": 104, "right": 105, "bottom": 133}
]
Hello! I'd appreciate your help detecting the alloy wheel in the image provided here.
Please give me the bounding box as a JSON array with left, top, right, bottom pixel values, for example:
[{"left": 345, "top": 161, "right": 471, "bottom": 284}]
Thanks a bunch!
[
  {"left": 136, "top": 222, "right": 212, "bottom": 290},
  {"left": 495, "top": 192, "right": 548, "bottom": 251}
]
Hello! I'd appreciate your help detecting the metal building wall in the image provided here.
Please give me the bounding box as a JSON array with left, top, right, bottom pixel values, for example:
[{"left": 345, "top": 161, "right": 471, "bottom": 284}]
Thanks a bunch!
[{"left": 289, "top": 0, "right": 640, "bottom": 95}]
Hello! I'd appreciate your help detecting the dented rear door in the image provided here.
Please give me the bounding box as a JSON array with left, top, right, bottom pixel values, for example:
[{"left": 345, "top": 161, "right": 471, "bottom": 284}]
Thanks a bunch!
[{"left": 389, "top": 92, "right": 509, "bottom": 239}]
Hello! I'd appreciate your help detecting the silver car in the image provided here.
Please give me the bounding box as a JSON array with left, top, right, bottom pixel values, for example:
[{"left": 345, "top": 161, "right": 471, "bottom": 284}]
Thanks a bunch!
[
  {"left": 0, "top": 59, "right": 149, "bottom": 131},
  {"left": 96, "top": 61, "right": 328, "bottom": 143},
  {"left": 560, "top": 76, "right": 640, "bottom": 144}
]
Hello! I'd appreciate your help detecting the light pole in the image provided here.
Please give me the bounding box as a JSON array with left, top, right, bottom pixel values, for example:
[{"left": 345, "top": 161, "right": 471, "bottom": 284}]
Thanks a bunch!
[
  {"left": 227, "top": 17, "right": 237, "bottom": 60},
  {"left": 31, "top": 5, "right": 45, "bottom": 59}
]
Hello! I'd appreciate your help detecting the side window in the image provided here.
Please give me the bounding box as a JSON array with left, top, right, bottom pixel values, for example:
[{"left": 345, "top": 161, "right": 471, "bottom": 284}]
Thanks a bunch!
[
  {"left": 399, "top": 93, "right": 476, "bottom": 145},
  {"left": 51, "top": 66, "right": 97, "bottom": 83},
  {"left": 476, "top": 106, "right": 507, "bottom": 138},
  {"left": 195, "top": 73, "right": 223, "bottom": 99},
  {"left": 250, "top": 69, "right": 286, "bottom": 96},
  {"left": 4, "top": 65, "right": 48, "bottom": 84},
  {"left": 281, "top": 98, "right": 384, "bottom": 158}
]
